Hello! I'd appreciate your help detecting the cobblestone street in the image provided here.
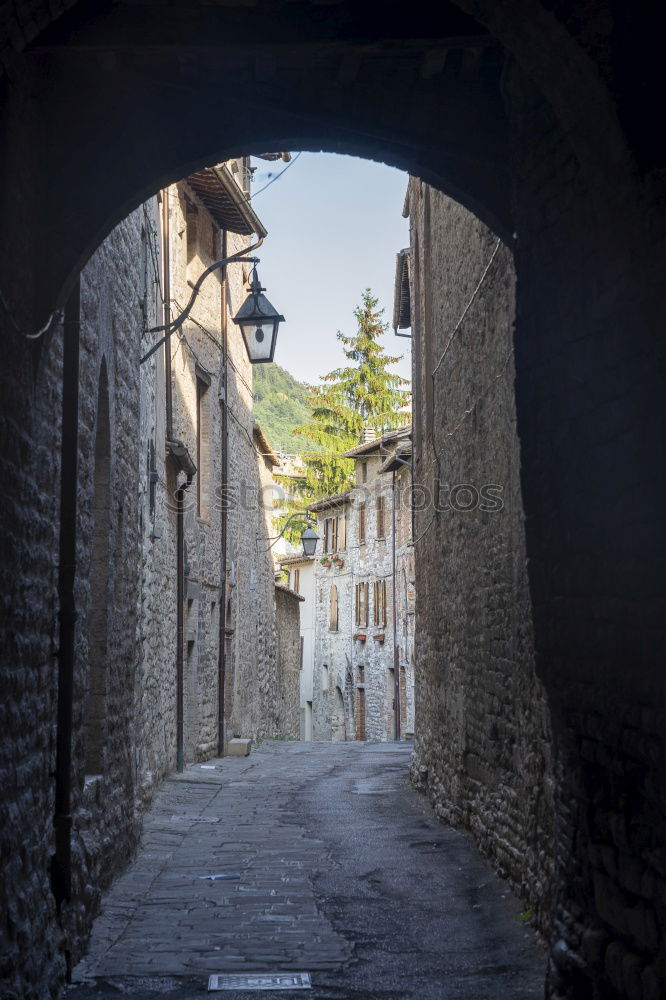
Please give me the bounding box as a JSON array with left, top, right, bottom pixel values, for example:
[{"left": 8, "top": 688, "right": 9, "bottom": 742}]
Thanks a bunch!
[{"left": 66, "top": 741, "right": 544, "bottom": 999}]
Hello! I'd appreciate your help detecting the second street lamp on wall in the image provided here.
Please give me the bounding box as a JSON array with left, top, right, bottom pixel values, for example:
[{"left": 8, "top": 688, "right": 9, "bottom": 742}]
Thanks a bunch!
[
  {"left": 232, "top": 265, "right": 285, "bottom": 363},
  {"left": 301, "top": 526, "right": 319, "bottom": 558}
]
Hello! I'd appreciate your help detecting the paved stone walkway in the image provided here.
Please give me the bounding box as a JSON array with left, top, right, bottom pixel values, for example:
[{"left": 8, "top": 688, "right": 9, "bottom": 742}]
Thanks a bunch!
[{"left": 67, "top": 741, "right": 545, "bottom": 999}]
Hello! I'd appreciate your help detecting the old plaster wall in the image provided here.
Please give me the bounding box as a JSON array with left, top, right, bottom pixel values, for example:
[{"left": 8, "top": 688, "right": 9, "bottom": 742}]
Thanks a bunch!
[
  {"left": 274, "top": 585, "right": 303, "bottom": 740},
  {"left": 409, "top": 182, "right": 555, "bottom": 933}
]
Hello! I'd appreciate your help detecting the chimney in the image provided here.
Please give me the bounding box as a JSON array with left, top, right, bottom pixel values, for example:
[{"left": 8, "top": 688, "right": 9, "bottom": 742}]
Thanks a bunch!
[{"left": 360, "top": 427, "right": 377, "bottom": 444}]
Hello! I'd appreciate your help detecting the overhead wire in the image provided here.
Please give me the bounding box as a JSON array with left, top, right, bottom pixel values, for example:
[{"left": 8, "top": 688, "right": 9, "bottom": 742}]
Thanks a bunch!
[{"left": 250, "top": 152, "right": 302, "bottom": 199}]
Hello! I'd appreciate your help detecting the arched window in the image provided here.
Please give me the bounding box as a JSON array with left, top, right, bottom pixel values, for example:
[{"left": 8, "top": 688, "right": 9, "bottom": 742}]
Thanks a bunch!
[
  {"left": 85, "top": 363, "right": 111, "bottom": 776},
  {"left": 329, "top": 585, "right": 338, "bottom": 632}
]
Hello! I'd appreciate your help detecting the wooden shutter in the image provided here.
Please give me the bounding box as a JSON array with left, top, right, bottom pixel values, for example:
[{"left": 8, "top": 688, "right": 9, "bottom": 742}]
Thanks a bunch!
[
  {"left": 330, "top": 585, "right": 338, "bottom": 631},
  {"left": 331, "top": 516, "right": 338, "bottom": 552},
  {"left": 359, "top": 503, "right": 366, "bottom": 543},
  {"left": 339, "top": 514, "right": 347, "bottom": 551},
  {"left": 381, "top": 580, "right": 387, "bottom": 625},
  {"left": 294, "top": 568, "right": 300, "bottom": 594},
  {"left": 377, "top": 495, "right": 385, "bottom": 538}
]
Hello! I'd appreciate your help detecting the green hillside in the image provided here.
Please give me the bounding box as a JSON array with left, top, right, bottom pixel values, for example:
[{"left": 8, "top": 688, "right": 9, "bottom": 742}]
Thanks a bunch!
[{"left": 252, "top": 363, "right": 317, "bottom": 454}]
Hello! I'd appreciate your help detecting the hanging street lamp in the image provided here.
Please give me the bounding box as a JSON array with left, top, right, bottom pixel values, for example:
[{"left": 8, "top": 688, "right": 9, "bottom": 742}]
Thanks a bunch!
[
  {"left": 140, "top": 243, "right": 286, "bottom": 368},
  {"left": 263, "top": 513, "right": 319, "bottom": 556},
  {"left": 232, "top": 265, "right": 285, "bottom": 364}
]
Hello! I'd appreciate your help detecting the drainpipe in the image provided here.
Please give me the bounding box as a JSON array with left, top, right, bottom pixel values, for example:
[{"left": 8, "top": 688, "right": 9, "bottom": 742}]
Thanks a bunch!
[
  {"left": 162, "top": 190, "right": 173, "bottom": 439},
  {"left": 218, "top": 230, "right": 229, "bottom": 756},
  {"left": 392, "top": 470, "right": 401, "bottom": 740},
  {"left": 53, "top": 280, "right": 80, "bottom": 923},
  {"left": 168, "top": 442, "right": 195, "bottom": 772},
  {"left": 176, "top": 482, "right": 185, "bottom": 772}
]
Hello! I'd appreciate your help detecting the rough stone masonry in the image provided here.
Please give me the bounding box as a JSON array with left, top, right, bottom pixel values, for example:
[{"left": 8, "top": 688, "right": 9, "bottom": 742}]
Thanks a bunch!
[{"left": 408, "top": 181, "right": 554, "bottom": 936}]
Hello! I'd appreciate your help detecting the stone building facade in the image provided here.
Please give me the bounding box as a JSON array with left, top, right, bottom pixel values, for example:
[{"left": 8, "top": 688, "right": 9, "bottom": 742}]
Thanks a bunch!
[
  {"left": 0, "top": 158, "right": 299, "bottom": 998},
  {"left": 406, "top": 180, "right": 555, "bottom": 933},
  {"left": 137, "top": 162, "right": 294, "bottom": 781},
  {"left": 310, "top": 429, "right": 415, "bottom": 743}
]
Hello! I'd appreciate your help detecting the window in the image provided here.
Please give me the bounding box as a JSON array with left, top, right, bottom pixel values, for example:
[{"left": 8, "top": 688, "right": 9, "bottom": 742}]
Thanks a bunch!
[
  {"left": 374, "top": 579, "right": 387, "bottom": 626},
  {"left": 376, "top": 494, "right": 386, "bottom": 538},
  {"left": 293, "top": 568, "right": 300, "bottom": 594},
  {"left": 300, "top": 636, "right": 304, "bottom": 670},
  {"left": 324, "top": 514, "right": 345, "bottom": 552},
  {"left": 358, "top": 503, "right": 366, "bottom": 544},
  {"left": 355, "top": 582, "right": 369, "bottom": 627},
  {"left": 329, "top": 586, "right": 339, "bottom": 631},
  {"left": 361, "top": 461, "right": 368, "bottom": 484},
  {"left": 322, "top": 664, "right": 329, "bottom": 691}
]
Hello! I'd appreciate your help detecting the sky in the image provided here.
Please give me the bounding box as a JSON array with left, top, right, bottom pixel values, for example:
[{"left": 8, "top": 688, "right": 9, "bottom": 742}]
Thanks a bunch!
[{"left": 247, "top": 152, "right": 412, "bottom": 388}]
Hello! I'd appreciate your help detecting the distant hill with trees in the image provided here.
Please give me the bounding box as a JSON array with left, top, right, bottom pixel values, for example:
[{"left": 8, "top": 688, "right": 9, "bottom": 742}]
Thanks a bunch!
[{"left": 252, "top": 363, "right": 317, "bottom": 454}]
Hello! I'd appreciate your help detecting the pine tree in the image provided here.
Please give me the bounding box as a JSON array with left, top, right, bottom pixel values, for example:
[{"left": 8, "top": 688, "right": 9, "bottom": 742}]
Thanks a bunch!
[{"left": 290, "top": 289, "right": 410, "bottom": 507}]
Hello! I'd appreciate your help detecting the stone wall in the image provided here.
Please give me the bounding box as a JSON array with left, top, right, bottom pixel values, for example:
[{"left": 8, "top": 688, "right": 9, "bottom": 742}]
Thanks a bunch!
[
  {"left": 138, "top": 177, "right": 285, "bottom": 761},
  {"left": 274, "top": 585, "right": 304, "bottom": 740},
  {"left": 505, "top": 67, "right": 666, "bottom": 1000},
  {"left": 65, "top": 207, "right": 146, "bottom": 961},
  {"left": 0, "top": 174, "right": 287, "bottom": 997},
  {"left": 408, "top": 182, "right": 555, "bottom": 933},
  {"left": 1, "top": 274, "right": 68, "bottom": 999},
  {"left": 135, "top": 195, "right": 178, "bottom": 806},
  {"left": 0, "top": 204, "right": 149, "bottom": 998}
]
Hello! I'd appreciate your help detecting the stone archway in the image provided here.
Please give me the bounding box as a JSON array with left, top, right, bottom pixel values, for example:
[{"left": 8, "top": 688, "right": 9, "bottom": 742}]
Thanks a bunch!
[{"left": 0, "top": 5, "right": 665, "bottom": 1000}]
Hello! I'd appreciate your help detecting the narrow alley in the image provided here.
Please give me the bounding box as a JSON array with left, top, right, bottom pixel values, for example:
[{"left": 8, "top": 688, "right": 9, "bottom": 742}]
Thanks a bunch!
[{"left": 68, "top": 742, "right": 544, "bottom": 1000}]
